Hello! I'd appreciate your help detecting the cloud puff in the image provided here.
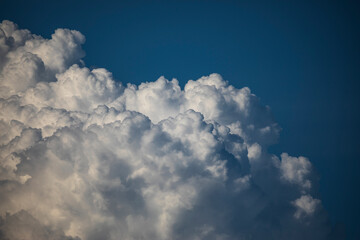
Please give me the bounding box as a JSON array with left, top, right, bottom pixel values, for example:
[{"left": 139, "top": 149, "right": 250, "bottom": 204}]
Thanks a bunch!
[{"left": 0, "top": 20, "right": 337, "bottom": 240}]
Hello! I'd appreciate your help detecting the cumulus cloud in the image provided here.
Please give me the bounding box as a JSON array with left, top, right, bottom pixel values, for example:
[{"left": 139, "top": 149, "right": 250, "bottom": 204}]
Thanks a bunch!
[
  {"left": 0, "top": 20, "right": 337, "bottom": 240},
  {"left": 292, "top": 195, "right": 321, "bottom": 219}
]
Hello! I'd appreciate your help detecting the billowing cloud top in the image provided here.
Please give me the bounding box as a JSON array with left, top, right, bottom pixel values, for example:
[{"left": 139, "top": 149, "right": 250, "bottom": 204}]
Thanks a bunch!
[{"left": 0, "top": 20, "right": 333, "bottom": 240}]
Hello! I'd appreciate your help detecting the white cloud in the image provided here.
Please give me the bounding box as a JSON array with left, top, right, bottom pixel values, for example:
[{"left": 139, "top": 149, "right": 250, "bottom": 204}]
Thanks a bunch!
[
  {"left": 278, "top": 153, "right": 312, "bottom": 189},
  {"left": 292, "top": 195, "right": 321, "bottom": 219},
  {"left": 0, "top": 20, "right": 336, "bottom": 240}
]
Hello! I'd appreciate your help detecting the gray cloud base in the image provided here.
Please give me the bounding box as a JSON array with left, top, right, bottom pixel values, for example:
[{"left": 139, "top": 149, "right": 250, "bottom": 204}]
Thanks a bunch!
[{"left": 0, "top": 20, "right": 334, "bottom": 240}]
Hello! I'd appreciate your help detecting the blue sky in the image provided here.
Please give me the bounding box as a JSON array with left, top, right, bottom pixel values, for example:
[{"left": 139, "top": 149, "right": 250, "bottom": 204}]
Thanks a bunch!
[{"left": 1, "top": 0, "right": 359, "bottom": 238}]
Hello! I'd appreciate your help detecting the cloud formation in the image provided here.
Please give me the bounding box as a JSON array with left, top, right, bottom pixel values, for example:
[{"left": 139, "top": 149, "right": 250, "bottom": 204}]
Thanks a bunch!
[{"left": 0, "top": 20, "right": 334, "bottom": 239}]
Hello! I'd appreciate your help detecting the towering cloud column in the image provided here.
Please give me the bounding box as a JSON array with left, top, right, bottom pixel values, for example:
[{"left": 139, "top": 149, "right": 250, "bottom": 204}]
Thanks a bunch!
[{"left": 0, "top": 20, "right": 331, "bottom": 240}]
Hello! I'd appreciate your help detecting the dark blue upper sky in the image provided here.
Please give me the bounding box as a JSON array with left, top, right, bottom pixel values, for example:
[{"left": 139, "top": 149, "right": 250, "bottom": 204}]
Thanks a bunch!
[{"left": 1, "top": 0, "right": 359, "bottom": 238}]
